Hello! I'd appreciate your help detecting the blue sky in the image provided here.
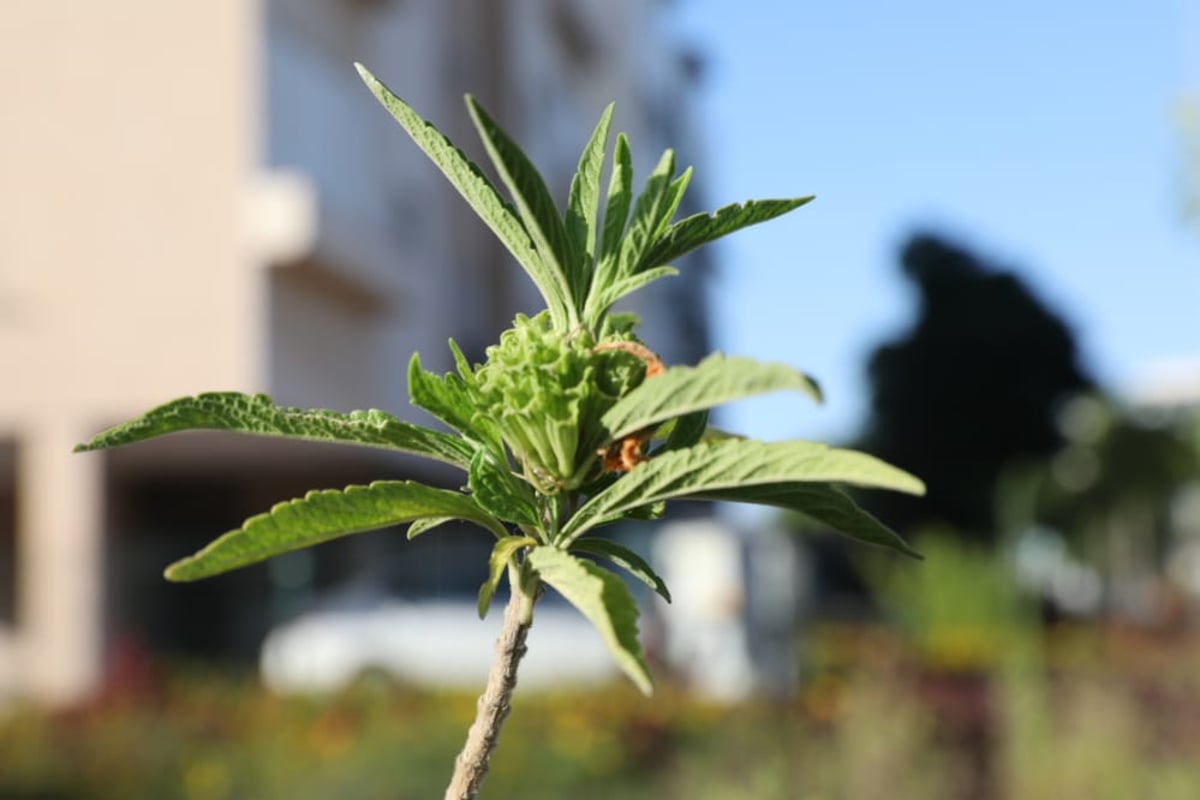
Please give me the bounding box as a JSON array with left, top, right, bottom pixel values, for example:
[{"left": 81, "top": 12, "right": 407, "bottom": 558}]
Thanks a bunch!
[{"left": 676, "top": 1, "right": 1200, "bottom": 443}]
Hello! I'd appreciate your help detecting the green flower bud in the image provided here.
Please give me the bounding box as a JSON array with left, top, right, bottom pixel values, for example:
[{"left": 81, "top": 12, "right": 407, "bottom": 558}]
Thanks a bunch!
[{"left": 471, "top": 312, "right": 649, "bottom": 492}]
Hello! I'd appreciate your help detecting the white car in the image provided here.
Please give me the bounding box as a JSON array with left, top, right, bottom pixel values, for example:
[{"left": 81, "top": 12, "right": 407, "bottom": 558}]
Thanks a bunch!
[{"left": 260, "top": 585, "right": 618, "bottom": 692}]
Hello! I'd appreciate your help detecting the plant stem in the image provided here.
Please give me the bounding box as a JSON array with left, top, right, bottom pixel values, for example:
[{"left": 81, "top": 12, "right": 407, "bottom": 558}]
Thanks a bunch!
[{"left": 444, "top": 574, "right": 537, "bottom": 800}]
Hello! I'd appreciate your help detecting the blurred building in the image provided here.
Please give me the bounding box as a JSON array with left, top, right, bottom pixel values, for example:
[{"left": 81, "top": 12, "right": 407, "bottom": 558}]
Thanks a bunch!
[{"left": 0, "top": 0, "right": 710, "bottom": 705}]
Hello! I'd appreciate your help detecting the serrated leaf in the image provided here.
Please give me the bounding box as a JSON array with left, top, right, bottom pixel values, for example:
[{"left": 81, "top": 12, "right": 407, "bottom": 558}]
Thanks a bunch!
[
  {"left": 165, "top": 481, "right": 507, "bottom": 582},
  {"left": 566, "top": 103, "right": 614, "bottom": 305},
  {"left": 408, "top": 353, "right": 500, "bottom": 451},
  {"left": 75, "top": 392, "right": 476, "bottom": 469},
  {"left": 695, "top": 483, "right": 922, "bottom": 559},
  {"left": 469, "top": 449, "right": 539, "bottom": 526},
  {"left": 617, "top": 148, "right": 675, "bottom": 279},
  {"left": 355, "top": 65, "right": 574, "bottom": 329},
  {"left": 478, "top": 536, "right": 537, "bottom": 619},
  {"left": 601, "top": 355, "right": 822, "bottom": 442},
  {"left": 527, "top": 547, "right": 653, "bottom": 694},
  {"left": 598, "top": 133, "right": 633, "bottom": 267},
  {"left": 466, "top": 95, "right": 578, "bottom": 327},
  {"left": 571, "top": 538, "right": 671, "bottom": 602},
  {"left": 407, "top": 516, "right": 455, "bottom": 539},
  {"left": 652, "top": 167, "right": 693, "bottom": 242},
  {"left": 587, "top": 266, "right": 679, "bottom": 317},
  {"left": 561, "top": 439, "right": 925, "bottom": 546},
  {"left": 638, "top": 197, "right": 815, "bottom": 273}
]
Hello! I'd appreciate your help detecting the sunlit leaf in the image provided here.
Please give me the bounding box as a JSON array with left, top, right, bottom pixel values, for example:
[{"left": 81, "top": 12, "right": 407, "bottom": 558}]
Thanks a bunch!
[
  {"left": 478, "top": 536, "right": 537, "bottom": 619},
  {"left": 571, "top": 538, "right": 671, "bottom": 602},
  {"left": 466, "top": 95, "right": 578, "bottom": 327},
  {"left": 166, "top": 481, "right": 507, "bottom": 582},
  {"left": 527, "top": 547, "right": 652, "bottom": 694},
  {"left": 695, "top": 483, "right": 921, "bottom": 558},
  {"left": 355, "top": 65, "right": 574, "bottom": 329},
  {"left": 638, "top": 197, "right": 815, "bottom": 273},
  {"left": 561, "top": 439, "right": 924, "bottom": 545},
  {"left": 74, "top": 392, "right": 476, "bottom": 469},
  {"left": 602, "top": 355, "right": 822, "bottom": 442}
]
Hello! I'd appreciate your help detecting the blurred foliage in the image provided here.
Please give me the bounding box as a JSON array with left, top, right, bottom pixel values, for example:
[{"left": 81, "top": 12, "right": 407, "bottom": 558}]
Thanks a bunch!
[{"left": 857, "top": 233, "right": 1092, "bottom": 545}]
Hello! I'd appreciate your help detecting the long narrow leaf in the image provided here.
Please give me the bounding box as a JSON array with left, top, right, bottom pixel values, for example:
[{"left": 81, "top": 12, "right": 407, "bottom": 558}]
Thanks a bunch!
[
  {"left": 571, "top": 538, "right": 671, "bottom": 602},
  {"left": 469, "top": 449, "right": 539, "bottom": 526},
  {"left": 478, "top": 536, "right": 537, "bottom": 619},
  {"left": 166, "top": 481, "right": 507, "bottom": 581},
  {"left": 466, "top": 95, "right": 578, "bottom": 327},
  {"left": 598, "top": 133, "right": 633, "bottom": 267},
  {"left": 565, "top": 103, "right": 614, "bottom": 304},
  {"left": 601, "top": 355, "right": 822, "bottom": 442},
  {"left": 408, "top": 353, "right": 501, "bottom": 451},
  {"left": 638, "top": 197, "right": 815, "bottom": 273},
  {"left": 355, "top": 65, "right": 573, "bottom": 328},
  {"left": 527, "top": 547, "right": 653, "bottom": 694},
  {"left": 587, "top": 266, "right": 678, "bottom": 316},
  {"left": 561, "top": 439, "right": 924, "bottom": 545},
  {"left": 695, "top": 483, "right": 922, "bottom": 558},
  {"left": 75, "top": 393, "right": 476, "bottom": 469},
  {"left": 616, "top": 149, "right": 675, "bottom": 279}
]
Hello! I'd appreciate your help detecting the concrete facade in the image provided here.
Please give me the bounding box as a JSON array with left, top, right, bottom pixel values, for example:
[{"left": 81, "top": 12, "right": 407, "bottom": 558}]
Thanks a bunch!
[{"left": 0, "top": 0, "right": 708, "bottom": 705}]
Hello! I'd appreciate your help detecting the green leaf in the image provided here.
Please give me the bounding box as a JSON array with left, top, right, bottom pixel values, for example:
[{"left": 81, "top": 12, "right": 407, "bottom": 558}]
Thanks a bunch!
[
  {"left": 478, "top": 536, "right": 537, "bottom": 619},
  {"left": 469, "top": 449, "right": 539, "bottom": 526},
  {"left": 586, "top": 266, "right": 679, "bottom": 318},
  {"left": 407, "top": 516, "right": 455, "bottom": 539},
  {"left": 355, "top": 65, "right": 574, "bottom": 329},
  {"left": 561, "top": 439, "right": 925, "bottom": 546},
  {"left": 601, "top": 355, "right": 822, "bottom": 442},
  {"left": 571, "top": 538, "right": 671, "bottom": 602},
  {"left": 638, "top": 197, "right": 815, "bottom": 273},
  {"left": 165, "top": 481, "right": 507, "bottom": 581},
  {"left": 660, "top": 409, "right": 709, "bottom": 453},
  {"left": 408, "top": 353, "right": 500, "bottom": 450},
  {"left": 527, "top": 547, "right": 653, "bottom": 694},
  {"left": 598, "top": 133, "right": 633, "bottom": 268},
  {"left": 465, "top": 95, "right": 578, "bottom": 327},
  {"left": 75, "top": 392, "right": 476, "bottom": 470},
  {"left": 617, "top": 149, "right": 675, "bottom": 278},
  {"left": 695, "top": 483, "right": 922, "bottom": 559},
  {"left": 651, "top": 167, "right": 693, "bottom": 242},
  {"left": 565, "top": 103, "right": 614, "bottom": 305}
]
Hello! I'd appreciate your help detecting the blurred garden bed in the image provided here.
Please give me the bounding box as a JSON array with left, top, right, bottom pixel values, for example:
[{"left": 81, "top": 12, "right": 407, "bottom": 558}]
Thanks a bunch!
[{"left": 3, "top": 620, "right": 1200, "bottom": 800}]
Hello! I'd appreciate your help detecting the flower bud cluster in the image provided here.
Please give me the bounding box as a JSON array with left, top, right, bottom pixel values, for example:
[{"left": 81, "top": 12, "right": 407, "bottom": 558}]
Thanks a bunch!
[{"left": 470, "top": 312, "right": 647, "bottom": 492}]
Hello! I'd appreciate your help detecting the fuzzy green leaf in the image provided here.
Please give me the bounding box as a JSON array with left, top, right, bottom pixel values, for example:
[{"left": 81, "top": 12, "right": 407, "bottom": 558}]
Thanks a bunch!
[
  {"left": 571, "top": 538, "right": 671, "bottom": 602},
  {"left": 586, "top": 266, "right": 679, "bottom": 318},
  {"left": 527, "top": 547, "right": 653, "bottom": 694},
  {"left": 408, "top": 353, "right": 500, "bottom": 451},
  {"left": 478, "top": 536, "right": 537, "bottom": 619},
  {"left": 165, "top": 481, "right": 507, "bottom": 582},
  {"left": 602, "top": 355, "right": 822, "bottom": 442},
  {"left": 355, "top": 65, "right": 573, "bottom": 329},
  {"left": 695, "top": 483, "right": 922, "bottom": 558},
  {"left": 466, "top": 95, "right": 578, "bottom": 327},
  {"left": 561, "top": 439, "right": 925, "bottom": 546},
  {"left": 617, "top": 149, "right": 675, "bottom": 279},
  {"left": 638, "top": 197, "right": 815, "bottom": 273},
  {"left": 469, "top": 449, "right": 539, "bottom": 526},
  {"left": 652, "top": 167, "right": 693, "bottom": 241},
  {"left": 598, "top": 133, "right": 633, "bottom": 268},
  {"left": 566, "top": 103, "right": 614, "bottom": 304},
  {"left": 407, "top": 517, "right": 455, "bottom": 539},
  {"left": 75, "top": 392, "right": 476, "bottom": 469}
]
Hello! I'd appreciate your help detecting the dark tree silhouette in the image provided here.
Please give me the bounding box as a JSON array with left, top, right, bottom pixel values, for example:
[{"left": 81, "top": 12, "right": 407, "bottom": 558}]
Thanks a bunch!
[{"left": 857, "top": 233, "right": 1093, "bottom": 544}]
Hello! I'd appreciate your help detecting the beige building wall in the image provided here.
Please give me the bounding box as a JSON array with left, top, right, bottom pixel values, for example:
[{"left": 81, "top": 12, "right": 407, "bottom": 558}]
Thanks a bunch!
[{"left": 0, "top": 3, "right": 262, "bottom": 704}]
